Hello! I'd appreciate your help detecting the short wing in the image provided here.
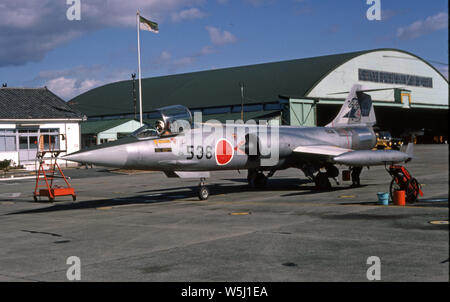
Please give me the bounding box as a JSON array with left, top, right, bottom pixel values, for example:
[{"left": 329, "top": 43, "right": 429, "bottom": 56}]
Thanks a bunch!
[
  {"left": 293, "top": 145, "right": 353, "bottom": 157},
  {"left": 294, "top": 145, "right": 353, "bottom": 160},
  {"left": 163, "top": 171, "right": 210, "bottom": 178}
]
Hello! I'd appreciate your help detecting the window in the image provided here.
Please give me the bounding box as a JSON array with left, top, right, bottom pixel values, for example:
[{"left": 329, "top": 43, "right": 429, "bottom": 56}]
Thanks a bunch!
[
  {"left": 359, "top": 69, "right": 379, "bottom": 82},
  {"left": 380, "top": 72, "right": 394, "bottom": 84},
  {"left": 358, "top": 69, "right": 432, "bottom": 88},
  {"left": 0, "top": 129, "right": 17, "bottom": 152},
  {"left": 39, "top": 128, "right": 60, "bottom": 150}
]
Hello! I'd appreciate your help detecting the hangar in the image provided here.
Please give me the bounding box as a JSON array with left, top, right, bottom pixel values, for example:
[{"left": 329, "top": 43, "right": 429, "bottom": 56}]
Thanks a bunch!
[{"left": 69, "top": 48, "right": 448, "bottom": 143}]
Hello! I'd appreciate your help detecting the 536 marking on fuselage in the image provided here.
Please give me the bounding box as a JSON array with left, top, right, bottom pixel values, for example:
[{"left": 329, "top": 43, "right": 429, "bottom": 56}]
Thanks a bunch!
[{"left": 186, "top": 145, "right": 213, "bottom": 160}]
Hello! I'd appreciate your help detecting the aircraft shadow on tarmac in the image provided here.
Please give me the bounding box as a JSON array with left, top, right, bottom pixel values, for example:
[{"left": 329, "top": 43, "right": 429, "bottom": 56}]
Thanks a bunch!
[
  {"left": 7, "top": 178, "right": 367, "bottom": 215},
  {"left": 137, "top": 177, "right": 314, "bottom": 194},
  {"left": 7, "top": 193, "right": 179, "bottom": 215}
]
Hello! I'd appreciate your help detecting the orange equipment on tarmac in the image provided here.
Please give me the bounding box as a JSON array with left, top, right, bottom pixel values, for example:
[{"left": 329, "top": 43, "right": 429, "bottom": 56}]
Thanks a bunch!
[
  {"left": 33, "top": 134, "right": 76, "bottom": 202},
  {"left": 387, "top": 165, "right": 423, "bottom": 203},
  {"left": 393, "top": 190, "right": 406, "bottom": 206}
]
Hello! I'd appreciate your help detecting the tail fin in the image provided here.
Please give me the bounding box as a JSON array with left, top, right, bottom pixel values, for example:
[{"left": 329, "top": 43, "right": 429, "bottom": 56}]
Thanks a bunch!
[
  {"left": 401, "top": 143, "right": 414, "bottom": 162},
  {"left": 326, "top": 84, "right": 376, "bottom": 127}
]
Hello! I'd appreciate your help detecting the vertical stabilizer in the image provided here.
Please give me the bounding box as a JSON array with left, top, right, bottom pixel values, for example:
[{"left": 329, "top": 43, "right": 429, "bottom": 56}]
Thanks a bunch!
[{"left": 326, "top": 84, "right": 376, "bottom": 127}]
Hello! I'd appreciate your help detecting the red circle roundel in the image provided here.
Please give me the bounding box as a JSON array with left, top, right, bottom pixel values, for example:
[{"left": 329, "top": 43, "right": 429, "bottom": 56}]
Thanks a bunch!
[{"left": 215, "top": 138, "right": 234, "bottom": 166}]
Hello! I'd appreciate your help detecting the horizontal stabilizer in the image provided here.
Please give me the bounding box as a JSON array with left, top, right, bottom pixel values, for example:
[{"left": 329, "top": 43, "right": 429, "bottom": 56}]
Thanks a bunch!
[
  {"left": 328, "top": 87, "right": 406, "bottom": 95},
  {"left": 404, "top": 143, "right": 414, "bottom": 157}
]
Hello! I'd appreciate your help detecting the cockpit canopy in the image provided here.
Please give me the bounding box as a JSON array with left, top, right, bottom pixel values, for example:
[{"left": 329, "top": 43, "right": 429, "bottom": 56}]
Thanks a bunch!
[
  {"left": 157, "top": 105, "right": 192, "bottom": 135},
  {"left": 132, "top": 105, "right": 192, "bottom": 139}
]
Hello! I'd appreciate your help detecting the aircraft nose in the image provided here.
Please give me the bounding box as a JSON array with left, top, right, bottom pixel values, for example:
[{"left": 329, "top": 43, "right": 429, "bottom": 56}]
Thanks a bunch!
[{"left": 62, "top": 144, "right": 128, "bottom": 168}]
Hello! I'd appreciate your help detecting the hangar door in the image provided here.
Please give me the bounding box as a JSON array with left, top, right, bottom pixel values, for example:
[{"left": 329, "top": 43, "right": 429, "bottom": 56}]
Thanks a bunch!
[{"left": 289, "top": 99, "right": 316, "bottom": 126}]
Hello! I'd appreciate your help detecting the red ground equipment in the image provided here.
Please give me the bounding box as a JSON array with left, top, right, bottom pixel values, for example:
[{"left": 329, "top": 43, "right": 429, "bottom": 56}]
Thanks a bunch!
[
  {"left": 33, "top": 134, "right": 76, "bottom": 202},
  {"left": 387, "top": 165, "right": 423, "bottom": 203}
]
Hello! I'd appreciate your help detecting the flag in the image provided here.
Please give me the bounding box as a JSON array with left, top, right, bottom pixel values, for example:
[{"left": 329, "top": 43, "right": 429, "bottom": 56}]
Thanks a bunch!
[{"left": 139, "top": 15, "right": 159, "bottom": 33}]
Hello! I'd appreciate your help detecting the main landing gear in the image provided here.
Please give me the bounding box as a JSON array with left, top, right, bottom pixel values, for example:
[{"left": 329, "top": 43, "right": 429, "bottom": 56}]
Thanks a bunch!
[
  {"left": 197, "top": 178, "right": 209, "bottom": 200},
  {"left": 248, "top": 169, "right": 271, "bottom": 189},
  {"left": 314, "top": 172, "right": 332, "bottom": 190},
  {"left": 313, "top": 165, "right": 339, "bottom": 191}
]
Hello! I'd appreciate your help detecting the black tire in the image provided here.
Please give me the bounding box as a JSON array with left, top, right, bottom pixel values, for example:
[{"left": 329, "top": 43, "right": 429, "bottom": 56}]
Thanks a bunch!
[
  {"left": 72, "top": 195, "right": 77, "bottom": 202},
  {"left": 315, "top": 172, "right": 331, "bottom": 190},
  {"left": 389, "top": 177, "right": 402, "bottom": 201},
  {"left": 254, "top": 173, "right": 267, "bottom": 188},
  {"left": 198, "top": 186, "right": 209, "bottom": 200},
  {"left": 405, "top": 178, "right": 420, "bottom": 203},
  {"left": 33, "top": 195, "right": 38, "bottom": 202}
]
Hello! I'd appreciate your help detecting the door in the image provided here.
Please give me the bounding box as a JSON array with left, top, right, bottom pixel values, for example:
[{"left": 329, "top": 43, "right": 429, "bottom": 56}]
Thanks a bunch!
[
  {"left": 18, "top": 129, "right": 38, "bottom": 163},
  {"left": 289, "top": 100, "right": 316, "bottom": 126}
]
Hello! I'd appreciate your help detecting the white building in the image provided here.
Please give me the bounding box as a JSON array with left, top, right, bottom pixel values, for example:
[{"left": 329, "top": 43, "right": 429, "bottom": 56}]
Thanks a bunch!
[
  {"left": 80, "top": 118, "right": 141, "bottom": 148},
  {"left": 0, "top": 87, "right": 84, "bottom": 169}
]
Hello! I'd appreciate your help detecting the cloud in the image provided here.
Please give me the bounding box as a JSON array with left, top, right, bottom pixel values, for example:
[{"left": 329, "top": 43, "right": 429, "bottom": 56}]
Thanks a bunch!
[
  {"left": 170, "top": 57, "right": 196, "bottom": 72},
  {"left": 149, "top": 26, "right": 234, "bottom": 74},
  {"left": 206, "top": 26, "right": 237, "bottom": 45},
  {"left": 381, "top": 9, "right": 396, "bottom": 21},
  {"left": 327, "top": 24, "right": 340, "bottom": 34},
  {"left": 397, "top": 12, "right": 448, "bottom": 40},
  {"left": 45, "top": 77, "right": 101, "bottom": 100},
  {"left": 159, "top": 51, "right": 172, "bottom": 62},
  {"left": 27, "top": 64, "right": 133, "bottom": 100},
  {"left": 199, "top": 45, "right": 215, "bottom": 55},
  {"left": 244, "top": 0, "right": 275, "bottom": 6},
  {"left": 151, "top": 45, "right": 217, "bottom": 74},
  {"left": 0, "top": 0, "right": 205, "bottom": 67},
  {"left": 171, "top": 8, "right": 207, "bottom": 22}
]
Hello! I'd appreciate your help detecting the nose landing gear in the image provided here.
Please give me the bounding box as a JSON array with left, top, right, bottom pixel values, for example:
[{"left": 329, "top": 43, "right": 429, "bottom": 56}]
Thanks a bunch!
[{"left": 197, "top": 178, "right": 209, "bottom": 200}]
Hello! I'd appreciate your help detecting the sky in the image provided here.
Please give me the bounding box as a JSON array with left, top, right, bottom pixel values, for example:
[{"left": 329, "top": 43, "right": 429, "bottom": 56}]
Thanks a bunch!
[{"left": 0, "top": 0, "right": 448, "bottom": 101}]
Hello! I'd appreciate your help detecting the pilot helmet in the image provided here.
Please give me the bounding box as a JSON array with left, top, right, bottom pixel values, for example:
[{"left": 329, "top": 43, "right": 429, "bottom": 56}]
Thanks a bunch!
[{"left": 155, "top": 120, "right": 165, "bottom": 135}]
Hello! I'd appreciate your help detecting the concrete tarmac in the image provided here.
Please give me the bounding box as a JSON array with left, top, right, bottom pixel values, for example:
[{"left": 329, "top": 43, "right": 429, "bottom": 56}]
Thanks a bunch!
[{"left": 0, "top": 145, "right": 447, "bottom": 281}]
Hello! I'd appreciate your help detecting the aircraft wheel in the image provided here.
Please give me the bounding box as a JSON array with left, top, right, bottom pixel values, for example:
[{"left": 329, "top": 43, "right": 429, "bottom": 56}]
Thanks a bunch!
[
  {"left": 198, "top": 186, "right": 209, "bottom": 200},
  {"left": 315, "top": 172, "right": 331, "bottom": 190},
  {"left": 249, "top": 172, "right": 267, "bottom": 189},
  {"left": 254, "top": 173, "right": 267, "bottom": 188}
]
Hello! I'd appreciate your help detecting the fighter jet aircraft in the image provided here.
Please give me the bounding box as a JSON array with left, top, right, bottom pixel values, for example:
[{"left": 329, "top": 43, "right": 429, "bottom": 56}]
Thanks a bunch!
[{"left": 63, "top": 84, "right": 413, "bottom": 200}]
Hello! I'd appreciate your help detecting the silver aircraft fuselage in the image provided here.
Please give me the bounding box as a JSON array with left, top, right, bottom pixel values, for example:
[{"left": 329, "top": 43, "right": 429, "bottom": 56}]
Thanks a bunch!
[
  {"left": 62, "top": 86, "right": 414, "bottom": 200},
  {"left": 64, "top": 124, "right": 377, "bottom": 172}
]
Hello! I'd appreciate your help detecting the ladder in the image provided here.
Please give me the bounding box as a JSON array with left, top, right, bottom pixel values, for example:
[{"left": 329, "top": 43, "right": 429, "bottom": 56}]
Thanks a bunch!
[{"left": 33, "top": 134, "right": 76, "bottom": 202}]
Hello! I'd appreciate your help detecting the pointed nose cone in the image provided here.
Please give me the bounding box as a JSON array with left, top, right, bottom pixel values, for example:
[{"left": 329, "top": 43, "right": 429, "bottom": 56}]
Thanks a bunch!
[{"left": 62, "top": 144, "right": 129, "bottom": 168}]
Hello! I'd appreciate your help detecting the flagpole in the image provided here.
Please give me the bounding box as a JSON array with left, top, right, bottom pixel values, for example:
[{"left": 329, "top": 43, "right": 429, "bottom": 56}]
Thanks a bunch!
[{"left": 136, "top": 10, "right": 143, "bottom": 126}]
